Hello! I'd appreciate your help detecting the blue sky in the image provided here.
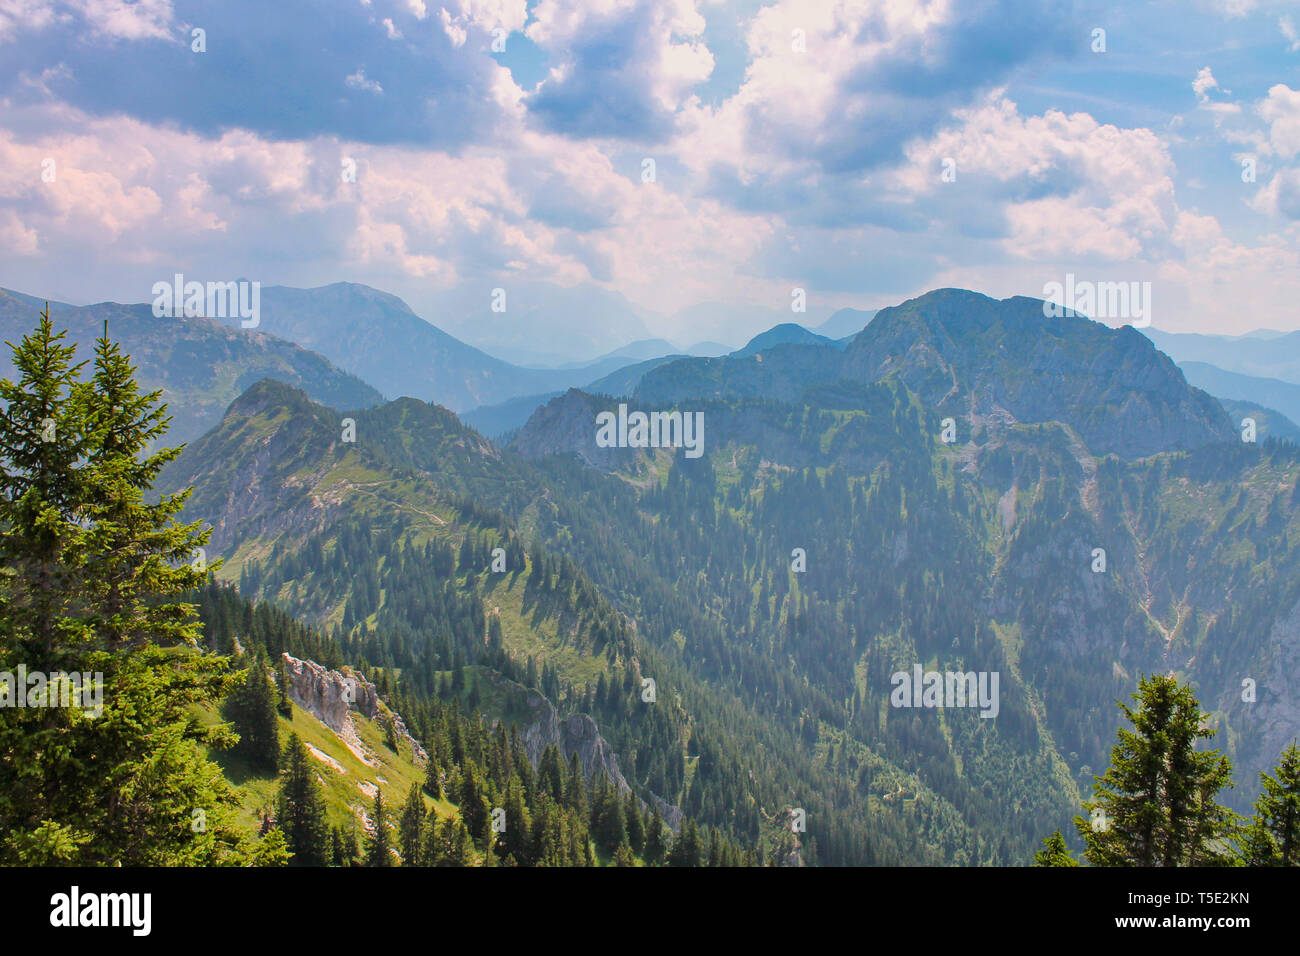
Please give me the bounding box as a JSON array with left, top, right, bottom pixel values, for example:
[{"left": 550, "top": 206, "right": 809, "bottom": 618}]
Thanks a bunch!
[{"left": 1, "top": 0, "right": 1298, "bottom": 351}]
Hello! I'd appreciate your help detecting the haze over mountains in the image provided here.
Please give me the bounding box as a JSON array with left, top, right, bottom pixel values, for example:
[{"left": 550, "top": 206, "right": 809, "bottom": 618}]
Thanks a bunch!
[
  {"left": 144, "top": 284, "right": 1300, "bottom": 866},
  {"left": 9, "top": 276, "right": 1297, "bottom": 865},
  {"left": 0, "top": 289, "right": 384, "bottom": 444},
  {"left": 10, "top": 278, "right": 1299, "bottom": 450}
]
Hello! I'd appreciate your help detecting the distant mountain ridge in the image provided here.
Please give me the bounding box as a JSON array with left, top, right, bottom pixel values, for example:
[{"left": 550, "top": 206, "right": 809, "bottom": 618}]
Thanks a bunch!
[
  {"left": 603, "top": 289, "right": 1235, "bottom": 461},
  {"left": 733, "top": 323, "right": 840, "bottom": 357},
  {"left": 1178, "top": 361, "right": 1300, "bottom": 428},
  {"left": 0, "top": 288, "right": 383, "bottom": 443},
  {"left": 1143, "top": 326, "right": 1300, "bottom": 384}
]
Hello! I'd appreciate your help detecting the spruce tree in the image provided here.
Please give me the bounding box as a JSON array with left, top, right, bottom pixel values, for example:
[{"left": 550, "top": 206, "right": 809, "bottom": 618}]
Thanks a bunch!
[
  {"left": 1032, "top": 830, "right": 1078, "bottom": 866},
  {"left": 432, "top": 816, "right": 474, "bottom": 866},
  {"left": 365, "top": 790, "right": 392, "bottom": 866},
  {"left": 273, "top": 655, "right": 293, "bottom": 718},
  {"left": 625, "top": 791, "right": 645, "bottom": 855},
  {"left": 1074, "top": 675, "right": 1239, "bottom": 866},
  {"left": 458, "top": 760, "right": 490, "bottom": 841},
  {"left": 224, "top": 654, "right": 281, "bottom": 773},
  {"left": 591, "top": 777, "right": 627, "bottom": 855},
  {"left": 420, "top": 806, "right": 445, "bottom": 865},
  {"left": 0, "top": 312, "right": 283, "bottom": 865},
  {"left": 1242, "top": 742, "right": 1300, "bottom": 866},
  {"left": 643, "top": 806, "right": 668, "bottom": 865},
  {"left": 398, "top": 783, "right": 425, "bottom": 865},
  {"left": 564, "top": 752, "right": 587, "bottom": 816},
  {"left": 423, "top": 743, "right": 442, "bottom": 799},
  {"left": 667, "top": 819, "right": 701, "bottom": 867},
  {"left": 501, "top": 776, "right": 531, "bottom": 864},
  {"left": 277, "top": 733, "right": 329, "bottom": 866}
]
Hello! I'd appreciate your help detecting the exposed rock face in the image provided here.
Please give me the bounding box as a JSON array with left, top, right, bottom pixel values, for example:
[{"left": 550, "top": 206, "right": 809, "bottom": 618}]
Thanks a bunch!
[
  {"left": 1219, "top": 598, "right": 1300, "bottom": 801},
  {"left": 281, "top": 653, "right": 427, "bottom": 765},
  {"left": 489, "top": 671, "right": 682, "bottom": 831},
  {"left": 510, "top": 388, "right": 627, "bottom": 470},
  {"left": 501, "top": 672, "right": 628, "bottom": 789}
]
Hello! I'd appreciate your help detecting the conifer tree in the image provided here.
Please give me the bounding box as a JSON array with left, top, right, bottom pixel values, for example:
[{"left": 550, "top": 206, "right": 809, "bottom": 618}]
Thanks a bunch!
[
  {"left": 625, "top": 791, "right": 646, "bottom": 855},
  {"left": 565, "top": 752, "right": 587, "bottom": 816},
  {"left": 1074, "top": 675, "right": 1239, "bottom": 866},
  {"left": 423, "top": 743, "right": 443, "bottom": 799},
  {"left": 667, "top": 819, "right": 701, "bottom": 867},
  {"left": 1032, "top": 830, "right": 1078, "bottom": 866},
  {"left": 273, "top": 655, "right": 293, "bottom": 718},
  {"left": 398, "top": 783, "right": 425, "bottom": 865},
  {"left": 330, "top": 827, "right": 346, "bottom": 867},
  {"left": 277, "top": 733, "right": 329, "bottom": 866},
  {"left": 433, "top": 816, "right": 474, "bottom": 866},
  {"left": 0, "top": 312, "right": 283, "bottom": 865},
  {"left": 591, "top": 777, "right": 627, "bottom": 854},
  {"left": 420, "top": 806, "right": 445, "bottom": 866},
  {"left": 365, "top": 790, "right": 392, "bottom": 866},
  {"left": 707, "top": 827, "right": 723, "bottom": 866},
  {"left": 224, "top": 654, "right": 281, "bottom": 773},
  {"left": 501, "top": 776, "right": 532, "bottom": 865},
  {"left": 459, "top": 760, "right": 490, "bottom": 841},
  {"left": 613, "top": 844, "right": 637, "bottom": 867},
  {"left": 643, "top": 806, "right": 668, "bottom": 865},
  {"left": 1242, "top": 742, "right": 1300, "bottom": 866}
]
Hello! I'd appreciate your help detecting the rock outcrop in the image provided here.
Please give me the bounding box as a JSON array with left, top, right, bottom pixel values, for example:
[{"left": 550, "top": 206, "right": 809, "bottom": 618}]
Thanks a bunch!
[
  {"left": 489, "top": 671, "right": 682, "bottom": 831},
  {"left": 281, "top": 653, "right": 427, "bottom": 766}
]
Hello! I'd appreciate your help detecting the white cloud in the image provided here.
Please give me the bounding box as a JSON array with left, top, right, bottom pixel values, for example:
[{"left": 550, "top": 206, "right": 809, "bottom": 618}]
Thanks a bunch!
[
  {"left": 1193, "top": 67, "right": 1219, "bottom": 103},
  {"left": 1281, "top": 15, "right": 1300, "bottom": 51},
  {"left": 67, "top": 0, "right": 174, "bottom": 41},
  {"left": 345, "top": 69, "right": 383, "bottom": 94},
  {"left": 0, "top": 0, "right": 57, "bottom": 41},
  {"left": 900, "top": 96, "right": 1178, "bottom": 262},
  {"left": 1214, "top": 0, "right": 1256, "bottom": 17},
  {"left": 1258, "top": 84, "right": 1300, "bottom": 158},
  {"left": 525, "top": 0, "right": 713, "bottom": 136}
]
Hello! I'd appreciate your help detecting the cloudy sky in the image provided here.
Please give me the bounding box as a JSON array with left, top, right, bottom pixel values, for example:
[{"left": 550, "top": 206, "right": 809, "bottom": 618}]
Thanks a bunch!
[{"left": 1, "top": 0, "right": 1298, "bottom": 351}]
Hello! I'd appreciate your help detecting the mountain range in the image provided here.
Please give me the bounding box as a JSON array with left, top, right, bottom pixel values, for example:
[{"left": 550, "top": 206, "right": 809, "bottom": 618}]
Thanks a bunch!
[
  {"left": 143, "top": 286, "right": 1300, "bottom": 865},
  {"left": 0, "top": 288, "right": 384, "bottom": 444}
]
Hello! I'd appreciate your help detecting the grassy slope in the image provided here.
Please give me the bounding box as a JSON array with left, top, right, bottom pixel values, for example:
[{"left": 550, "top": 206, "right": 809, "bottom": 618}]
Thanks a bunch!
[{"left": 199, "top": 700, "right": 445, "bottom": 839}]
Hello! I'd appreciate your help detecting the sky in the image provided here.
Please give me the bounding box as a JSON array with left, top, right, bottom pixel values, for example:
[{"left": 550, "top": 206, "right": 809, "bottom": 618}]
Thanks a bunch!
[{"left": 1, "top": 0, "right": 1299, "bottom": 352}]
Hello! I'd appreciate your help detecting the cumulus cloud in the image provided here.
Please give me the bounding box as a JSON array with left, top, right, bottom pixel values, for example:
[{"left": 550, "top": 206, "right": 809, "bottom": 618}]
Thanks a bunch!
[
  {"left": 69, "top": 0, "right": 174, "bottom": 40},
  {"left": 1193, "top": 67, "right": 1219, "bottom": 103},
  {"left": 0, "top": 0, "right": 58, "bottom": 41},
  {"left": 1258, "top": 84, "right": 1300, "bottom": 158},
  {"left": 0, "top": 0, "right": 518, "bottom": 147},
  {"left": 0, "top": 0, "right": 1296, "bottom": 337},
  {"left": 0, "top": 97, "right": 777, "bottom": 314},
  {"left": 525, "top": 0, "right": 713, "bottom": 141}
]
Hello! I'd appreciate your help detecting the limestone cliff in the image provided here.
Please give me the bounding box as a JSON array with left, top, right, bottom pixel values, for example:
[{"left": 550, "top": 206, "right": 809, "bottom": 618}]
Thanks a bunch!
[
  {"left": 281, "top": 653, "right": 427, "bottom": 766},
  {"left": 488, "top": 671, "right": 683, "bottom": 831}
]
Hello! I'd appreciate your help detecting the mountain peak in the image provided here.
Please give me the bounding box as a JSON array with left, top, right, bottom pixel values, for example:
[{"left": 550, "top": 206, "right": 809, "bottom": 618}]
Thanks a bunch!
[
  {"left": 734, "top": 322, "right": 837, "bottom": 357},
  {"left": 621, "top": 288, "right": 1235, "bottom": 458}
]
